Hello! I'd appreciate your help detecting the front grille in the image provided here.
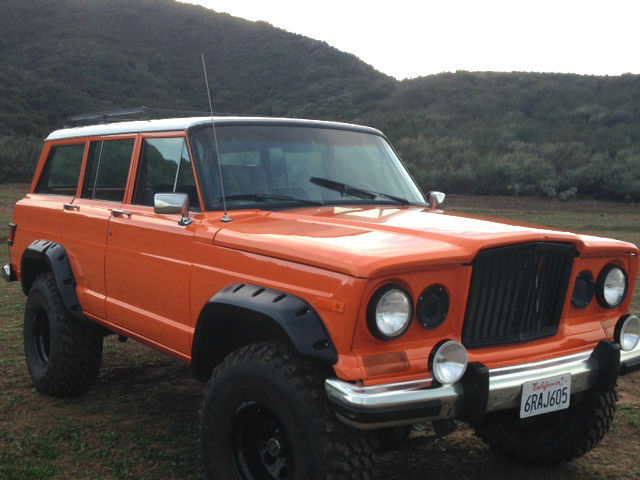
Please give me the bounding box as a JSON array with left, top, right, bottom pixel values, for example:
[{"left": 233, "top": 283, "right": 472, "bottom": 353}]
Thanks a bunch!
[{"left": 462, "top": 242, "right": 577, "bottom": 349}]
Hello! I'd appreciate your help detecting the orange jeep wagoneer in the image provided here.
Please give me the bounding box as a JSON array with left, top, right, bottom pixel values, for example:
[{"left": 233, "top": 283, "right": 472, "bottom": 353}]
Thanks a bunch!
[{"left": 5, "top": 116, "right": 640, "bottom": 479}]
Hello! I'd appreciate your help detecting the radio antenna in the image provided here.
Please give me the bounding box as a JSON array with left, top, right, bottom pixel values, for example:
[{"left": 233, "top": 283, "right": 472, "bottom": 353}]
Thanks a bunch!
[{"left": 201, "top": 53, "right": 231, "bottom": 222}]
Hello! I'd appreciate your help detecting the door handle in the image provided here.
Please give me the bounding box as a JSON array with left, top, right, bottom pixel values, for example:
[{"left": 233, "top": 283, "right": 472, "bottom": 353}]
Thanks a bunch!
[
  {"left": 111, "top": 209, "right": 133, "bottom": 218},
  {"left": 63, "top": 203, "right": 80, "bottom": 211}
]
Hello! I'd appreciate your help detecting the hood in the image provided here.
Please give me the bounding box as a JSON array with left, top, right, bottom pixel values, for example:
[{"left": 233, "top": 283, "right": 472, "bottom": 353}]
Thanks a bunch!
[{"left": 211, "top": 206, "right": 638, "bottom": 278}]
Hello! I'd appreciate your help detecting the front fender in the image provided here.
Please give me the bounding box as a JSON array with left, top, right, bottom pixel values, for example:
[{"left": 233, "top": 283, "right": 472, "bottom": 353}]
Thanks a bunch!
[{"left": 192, "top": 283, "right": 338, "bottom": 379}]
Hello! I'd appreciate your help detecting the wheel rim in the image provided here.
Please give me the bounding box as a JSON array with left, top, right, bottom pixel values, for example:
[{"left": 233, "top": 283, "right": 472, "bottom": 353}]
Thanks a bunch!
[
  {"left": 33, "top": 309, "right": 50, "bottom": 364},
  {"left": 232, "top": 402, "right": 293, "bottom": 480}
]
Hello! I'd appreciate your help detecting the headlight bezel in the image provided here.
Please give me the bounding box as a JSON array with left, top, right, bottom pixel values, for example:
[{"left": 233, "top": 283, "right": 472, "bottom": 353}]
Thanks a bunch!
[
  {"left": 366, "top": 284, "right": 413, "bottom": 341},
  {"left": 596, "top": 263, "right": 628, "bottom": 309}
]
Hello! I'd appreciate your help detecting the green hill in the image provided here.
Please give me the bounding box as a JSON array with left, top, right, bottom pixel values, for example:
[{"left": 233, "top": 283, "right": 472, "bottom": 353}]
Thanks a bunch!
[{"left": 2, "top": 0, "right": 640, "bottom": 201}]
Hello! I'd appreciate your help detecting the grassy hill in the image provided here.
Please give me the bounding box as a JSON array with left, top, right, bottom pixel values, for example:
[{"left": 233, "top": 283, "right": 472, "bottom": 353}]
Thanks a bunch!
[{"left": 2, "top": 0, "right": 640, "bottom": 201}]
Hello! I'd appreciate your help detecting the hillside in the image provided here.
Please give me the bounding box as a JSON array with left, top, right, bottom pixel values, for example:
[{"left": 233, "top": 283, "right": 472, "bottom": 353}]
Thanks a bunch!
[{"left": 1, "top": 0, "right": 640, "bottom": 201}]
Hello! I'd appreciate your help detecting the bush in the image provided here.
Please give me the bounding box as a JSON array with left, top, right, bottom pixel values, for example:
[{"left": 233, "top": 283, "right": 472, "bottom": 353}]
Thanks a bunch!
[{"left": 0, "top": 135, "right": 42, "bottom": 183}]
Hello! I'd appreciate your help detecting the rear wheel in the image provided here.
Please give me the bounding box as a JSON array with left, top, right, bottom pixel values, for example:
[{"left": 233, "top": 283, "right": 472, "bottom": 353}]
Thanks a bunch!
[
  {"left": 200, "top": 342, "right": 378, "bottom": 480},
  {"left": 475, "top": 387, "right": 617, "bottom": 466},
  {"left": 24, "top": 272, "right": 103, "bottom": 396}
]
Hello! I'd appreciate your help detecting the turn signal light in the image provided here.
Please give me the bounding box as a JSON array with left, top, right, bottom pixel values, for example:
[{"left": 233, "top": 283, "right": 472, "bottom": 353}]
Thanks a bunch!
[{"left": 362, "top": 351, "right": 410, "bottom": 377}]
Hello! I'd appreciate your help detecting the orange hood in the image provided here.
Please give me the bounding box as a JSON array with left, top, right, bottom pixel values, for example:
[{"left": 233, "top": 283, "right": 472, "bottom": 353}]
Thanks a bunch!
[{"left": 211, "top": 206, "right": 638, "bottom": 278}]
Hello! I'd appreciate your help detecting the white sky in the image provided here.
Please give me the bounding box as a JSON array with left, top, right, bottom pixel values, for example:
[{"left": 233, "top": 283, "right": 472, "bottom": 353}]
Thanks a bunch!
[{"left": 178, "top": 0, "right": 640, "bottom": 80}]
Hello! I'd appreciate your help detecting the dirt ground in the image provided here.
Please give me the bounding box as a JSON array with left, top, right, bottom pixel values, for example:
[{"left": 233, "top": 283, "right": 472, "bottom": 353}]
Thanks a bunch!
[{"left": 0, "top": 184, "right": 639, "bottom": 479}]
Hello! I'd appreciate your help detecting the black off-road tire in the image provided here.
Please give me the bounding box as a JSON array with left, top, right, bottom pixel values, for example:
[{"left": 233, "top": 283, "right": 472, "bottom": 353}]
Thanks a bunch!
[
  {"left": 372, "top": 425, "right": 412, "bottom": 451},
  {"left": 24, "top": 272, "right": 103, "bottom": 396},
  {"left": 475, "top": 387, "right": 618, "bottom": 466},
  {"left": 200, "top": 342, "right": 378, "bottom": 480}
]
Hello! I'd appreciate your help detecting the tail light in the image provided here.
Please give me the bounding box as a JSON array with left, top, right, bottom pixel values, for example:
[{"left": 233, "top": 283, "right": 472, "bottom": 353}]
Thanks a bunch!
[{"left": 7, "top": 223, "right": 16, "bottom": 246}]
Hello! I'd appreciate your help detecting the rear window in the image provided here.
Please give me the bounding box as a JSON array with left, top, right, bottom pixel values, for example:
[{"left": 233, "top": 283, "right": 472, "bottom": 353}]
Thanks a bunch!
[
  {"left": 82, "top": 139, "right": 135, "bottom": 202},
  {"left": 35, "top": 144, "right": 85, "bottom": 195}
]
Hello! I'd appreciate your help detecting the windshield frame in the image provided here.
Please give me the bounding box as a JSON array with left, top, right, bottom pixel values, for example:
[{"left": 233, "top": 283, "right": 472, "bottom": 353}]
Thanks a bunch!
[{"left": 186, "top": 121, "right": 426, "bottom": 211}]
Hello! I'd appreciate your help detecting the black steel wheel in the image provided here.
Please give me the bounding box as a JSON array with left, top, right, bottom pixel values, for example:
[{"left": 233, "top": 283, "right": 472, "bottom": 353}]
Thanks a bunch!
[
  {"left": 233, "top": 402, "right": 293, "bottom": 479},
  {"left": 33, "top": 308, "right": 51, "bottom": 364}
]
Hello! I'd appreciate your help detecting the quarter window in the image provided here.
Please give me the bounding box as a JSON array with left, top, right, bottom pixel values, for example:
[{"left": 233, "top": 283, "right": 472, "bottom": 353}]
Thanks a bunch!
[
  {"left": 35, "top": 144, "right": 85, "bottom": 195},
  {"left": 81, "top": 139, "right": 134, "bottom": 202},
  {"left": 132, "top": 138, "right": 199, "bottom": 210}
]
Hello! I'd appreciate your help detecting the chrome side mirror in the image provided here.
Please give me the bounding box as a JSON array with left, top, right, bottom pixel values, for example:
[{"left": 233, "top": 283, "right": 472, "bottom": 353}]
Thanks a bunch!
[
  {"left": 427, "top": 191, "right": 445, "bottom": 209},
  {"left": 154, "top": 193, "right": 192, "bottom": 226}
]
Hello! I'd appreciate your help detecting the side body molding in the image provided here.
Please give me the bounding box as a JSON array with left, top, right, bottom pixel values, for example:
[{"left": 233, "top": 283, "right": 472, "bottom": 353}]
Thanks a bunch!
[
  {"left": 21, "top": 240, "right": 84, "bottom": 321},
  {"left": 192, "top": 283, "right": 338, "bottom": 378}
]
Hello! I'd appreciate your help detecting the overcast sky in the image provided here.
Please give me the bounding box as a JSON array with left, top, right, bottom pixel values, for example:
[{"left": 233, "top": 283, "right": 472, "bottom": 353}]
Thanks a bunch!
[{"left": 179, "top": 0, "right": 640, "bottom": 80}]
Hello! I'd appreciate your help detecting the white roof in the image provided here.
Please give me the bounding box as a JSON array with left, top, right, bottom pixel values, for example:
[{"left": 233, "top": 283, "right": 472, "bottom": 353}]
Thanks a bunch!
[{"left": 45, "top": 116, "right": 382, "bottom": 141}]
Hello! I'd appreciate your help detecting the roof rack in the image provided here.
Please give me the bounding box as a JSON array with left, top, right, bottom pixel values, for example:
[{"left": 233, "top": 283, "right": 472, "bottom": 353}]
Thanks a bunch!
[
  {"left": 65, "top": 106, "right": 241, "bottom": 127},
  {"left": 65, "top": 107, "right": 151, "bottom": 127}
]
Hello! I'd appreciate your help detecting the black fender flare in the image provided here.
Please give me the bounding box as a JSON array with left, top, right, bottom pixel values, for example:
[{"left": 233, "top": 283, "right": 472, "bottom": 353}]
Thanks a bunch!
[
  {"left": 21, "top": 240, "right": 84, "bottom": 322},
  {"left": 192, "top": 283, "right": 338, "bottom": 379}
]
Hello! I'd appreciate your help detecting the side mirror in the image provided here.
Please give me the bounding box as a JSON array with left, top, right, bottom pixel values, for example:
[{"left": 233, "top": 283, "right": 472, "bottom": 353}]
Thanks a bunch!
[
  {"left": 427, "top": 191, "right": 445, "bottom": 209},
  {"left": 154, "top": 193, "right": 192, "bottom": 226}
]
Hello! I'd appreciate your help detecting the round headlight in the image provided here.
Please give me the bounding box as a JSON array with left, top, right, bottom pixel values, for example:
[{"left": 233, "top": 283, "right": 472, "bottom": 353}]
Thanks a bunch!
[
  {"left": 430, "top": 340, "right": 468, "bottom": 385},
  {"left": 367, "top": 285, "right": 413, "bottom": 340},
  {"left": 571, "top": 271, "right": 594, "bottom": 309},
  {"left": 616, "top": 314, "right": 640, "bottom": 352},
  {"left": 596, "top": 264, "right": 628, "bottom": 308},
  {"left": 417, "top": 285, "right": 449, "bottom": 329}
]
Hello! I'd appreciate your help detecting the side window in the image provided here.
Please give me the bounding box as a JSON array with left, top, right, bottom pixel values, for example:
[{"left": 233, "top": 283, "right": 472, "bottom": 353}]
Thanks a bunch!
[
  {"left": 81, "top": 139, "right": 134, "bottom": 202},
  {"left": 35, "top": 143, "right": 85, "bottom": 195},
  {"left": 132, "top": 138, "right": 199, "bottom": 210}
]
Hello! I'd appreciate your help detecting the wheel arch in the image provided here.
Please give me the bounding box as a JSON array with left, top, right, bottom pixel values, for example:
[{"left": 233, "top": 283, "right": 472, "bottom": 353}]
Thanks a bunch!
[
  {"left": 191, "top": 283, "right": 338, "bottom": 381},
  {"left": 20, "top": 240, "right": 84, "bottom": 322}
]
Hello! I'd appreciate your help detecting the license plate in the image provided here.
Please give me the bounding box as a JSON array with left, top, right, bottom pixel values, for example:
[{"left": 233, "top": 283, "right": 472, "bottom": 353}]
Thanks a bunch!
[{"left": 519, "top": 374, "right": 571, "bottom": 419}]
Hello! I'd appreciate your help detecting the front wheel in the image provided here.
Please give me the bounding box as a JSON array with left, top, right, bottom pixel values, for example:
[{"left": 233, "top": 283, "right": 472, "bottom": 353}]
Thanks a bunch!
[
  {"left": 200, "top": 342, "right": 378, "bottom": 480},
  {"left": 475, "top": 387, "right": 618, "bottom": 466}
]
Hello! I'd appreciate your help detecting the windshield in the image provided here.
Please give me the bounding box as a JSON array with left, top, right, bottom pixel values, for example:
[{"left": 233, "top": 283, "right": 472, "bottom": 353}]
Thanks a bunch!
[{"left": 188, "top": 124, "right": 425, "bottom": 210}]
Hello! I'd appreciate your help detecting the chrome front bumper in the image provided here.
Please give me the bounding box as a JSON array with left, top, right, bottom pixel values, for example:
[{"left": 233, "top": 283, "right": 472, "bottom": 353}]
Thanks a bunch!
[{"left": 326, "top": 340, "right": 640, "bottom": 429}]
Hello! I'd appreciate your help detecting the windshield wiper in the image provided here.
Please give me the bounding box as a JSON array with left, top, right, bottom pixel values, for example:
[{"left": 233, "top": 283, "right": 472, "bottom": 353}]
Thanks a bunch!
[
  {"left": 221, "top": 193, "right": 324, "bottom": 206},
  {"left": 309, "top": 177, "right": 411, "bottom": 205}
]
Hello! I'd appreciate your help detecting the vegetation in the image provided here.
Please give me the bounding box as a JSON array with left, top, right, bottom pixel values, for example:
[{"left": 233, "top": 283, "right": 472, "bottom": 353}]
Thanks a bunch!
[
  {"left": 2, "top": 0, "right": 640, "bottom": 202},
  {"left": 389, "top": 74, "right": 640, "bottom": 202}
]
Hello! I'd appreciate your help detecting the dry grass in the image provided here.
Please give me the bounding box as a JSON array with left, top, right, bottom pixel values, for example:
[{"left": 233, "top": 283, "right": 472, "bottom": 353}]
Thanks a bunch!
[{"left": 0, "top": 184, "right": 638, "bottom": 479}]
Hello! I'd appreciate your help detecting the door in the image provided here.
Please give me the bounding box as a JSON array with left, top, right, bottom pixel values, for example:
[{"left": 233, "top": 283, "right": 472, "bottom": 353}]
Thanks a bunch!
[
  {"left": 104, "top": 135, "right": 199, "bottom": 358},
  {"left": 61, "top": 137, "right": 136, "bottom": 319}
]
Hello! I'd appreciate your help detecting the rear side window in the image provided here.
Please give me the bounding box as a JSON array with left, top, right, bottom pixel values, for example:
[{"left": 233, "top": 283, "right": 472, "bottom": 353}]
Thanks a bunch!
[
  {"left": 35, "top": 144, "right": 85, "bottom": 195},
  {"left": 132, "top": 137, "right": 199, "bottom": 210},
  {"left": 82, "top": 139, "right": 134, "bottom": 202}
]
